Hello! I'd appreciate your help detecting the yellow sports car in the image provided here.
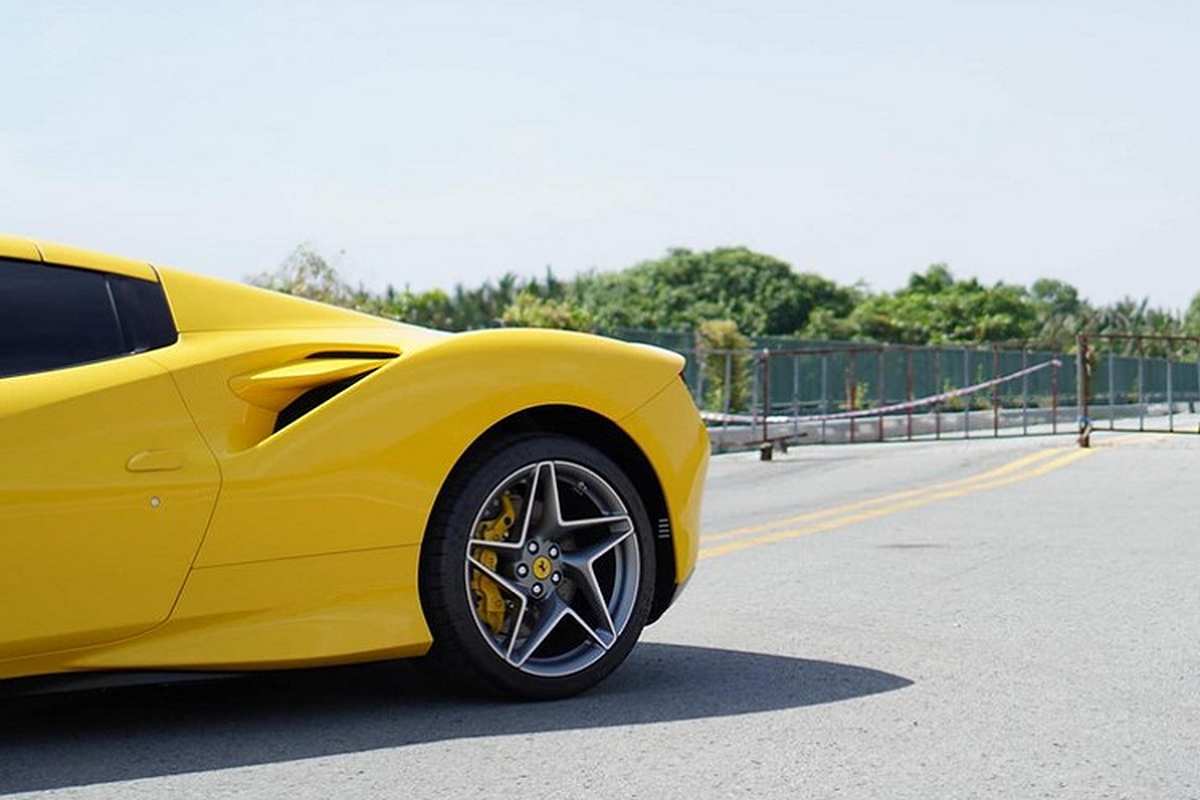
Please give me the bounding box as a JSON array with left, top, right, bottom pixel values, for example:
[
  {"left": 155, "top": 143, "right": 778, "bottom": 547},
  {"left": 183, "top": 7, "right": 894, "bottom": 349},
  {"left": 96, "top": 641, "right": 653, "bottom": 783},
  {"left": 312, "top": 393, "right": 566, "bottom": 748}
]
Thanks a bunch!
[{"left": 0, "top": 235, "right": 708, "bottom": 700}]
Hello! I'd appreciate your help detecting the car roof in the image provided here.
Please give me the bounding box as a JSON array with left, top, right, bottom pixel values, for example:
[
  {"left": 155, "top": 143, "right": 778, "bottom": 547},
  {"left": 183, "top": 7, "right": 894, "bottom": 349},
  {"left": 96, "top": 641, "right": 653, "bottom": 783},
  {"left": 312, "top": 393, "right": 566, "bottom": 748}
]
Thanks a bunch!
[{"left": 0, "top": 234, "right": 159, "bottom": 282}]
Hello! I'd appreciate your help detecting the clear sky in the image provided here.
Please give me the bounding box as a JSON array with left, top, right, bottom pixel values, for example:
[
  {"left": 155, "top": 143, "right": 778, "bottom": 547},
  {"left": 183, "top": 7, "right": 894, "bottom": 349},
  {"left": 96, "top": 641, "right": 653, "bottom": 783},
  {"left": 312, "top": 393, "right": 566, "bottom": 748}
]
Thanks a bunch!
[{"left": 4, "top": 1, "right": 1198, "bottom": 311}]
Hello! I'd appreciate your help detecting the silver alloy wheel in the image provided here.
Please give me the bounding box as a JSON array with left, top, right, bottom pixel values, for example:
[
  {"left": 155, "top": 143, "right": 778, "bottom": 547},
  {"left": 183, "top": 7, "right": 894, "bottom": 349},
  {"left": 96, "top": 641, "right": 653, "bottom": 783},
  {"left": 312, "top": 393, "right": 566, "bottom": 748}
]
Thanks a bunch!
[{"left": 463, "top": 459, "right": 642, "bottom": 678}]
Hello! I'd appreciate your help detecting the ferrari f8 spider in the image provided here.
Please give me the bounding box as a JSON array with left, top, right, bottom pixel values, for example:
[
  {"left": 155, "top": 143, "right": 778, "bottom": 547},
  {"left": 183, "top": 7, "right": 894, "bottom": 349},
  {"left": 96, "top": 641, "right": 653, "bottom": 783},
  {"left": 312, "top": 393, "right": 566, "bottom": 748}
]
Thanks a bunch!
[{"left": 0, "top": 236, "right": 708, "bottom": 700}]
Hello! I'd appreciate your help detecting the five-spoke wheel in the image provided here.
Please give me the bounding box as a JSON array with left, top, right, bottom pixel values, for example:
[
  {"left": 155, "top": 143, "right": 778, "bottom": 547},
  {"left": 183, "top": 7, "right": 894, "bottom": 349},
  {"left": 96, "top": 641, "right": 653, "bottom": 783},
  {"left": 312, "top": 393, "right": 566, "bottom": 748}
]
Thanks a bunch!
[{"left": 419, "top": 435, "right": 655, "bottom": 699}]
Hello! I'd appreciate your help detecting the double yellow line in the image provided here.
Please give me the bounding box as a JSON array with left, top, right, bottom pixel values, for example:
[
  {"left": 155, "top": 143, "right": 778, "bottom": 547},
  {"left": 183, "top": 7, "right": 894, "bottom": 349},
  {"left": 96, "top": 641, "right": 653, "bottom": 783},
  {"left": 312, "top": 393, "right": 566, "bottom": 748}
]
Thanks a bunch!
[{"left": 699, "top": 444, "right": 1098, "bottom": 560}]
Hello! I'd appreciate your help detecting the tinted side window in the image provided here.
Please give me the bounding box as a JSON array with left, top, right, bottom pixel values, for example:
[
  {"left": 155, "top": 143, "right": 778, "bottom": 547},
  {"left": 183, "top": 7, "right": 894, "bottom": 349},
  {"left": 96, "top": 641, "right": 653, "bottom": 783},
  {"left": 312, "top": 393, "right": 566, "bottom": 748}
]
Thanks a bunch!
[
  {"left": 0, "top": 260, "right": 124, "bottom": 378},
  {"left": 109, "top": 274, "right": 178, "bottom": 353},
  {"left": 0, "top": 259, "right": 177, "bottom": 378}
]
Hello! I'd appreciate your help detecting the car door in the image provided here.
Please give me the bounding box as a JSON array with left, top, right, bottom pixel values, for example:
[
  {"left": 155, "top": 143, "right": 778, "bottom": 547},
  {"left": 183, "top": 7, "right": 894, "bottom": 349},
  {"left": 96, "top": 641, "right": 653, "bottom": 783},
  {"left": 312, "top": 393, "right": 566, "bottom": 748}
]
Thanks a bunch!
[{"left": 0, "top": 256, "right": 220, "bottom": 659}]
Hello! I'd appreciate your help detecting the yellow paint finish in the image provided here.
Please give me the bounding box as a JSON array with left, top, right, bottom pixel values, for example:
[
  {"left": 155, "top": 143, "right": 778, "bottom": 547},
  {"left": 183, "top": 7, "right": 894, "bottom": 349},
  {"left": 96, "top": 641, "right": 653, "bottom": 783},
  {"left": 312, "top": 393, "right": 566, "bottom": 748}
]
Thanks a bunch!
[
  {"left": 0, "top": 234, "right": 157, "bottom": 280},
  {"left": 156, "top": 267, "right": 402, "bottom": 332},
  {"left": 37, "top": 241, "right": 158, "bottom": 281},
  {"left": 67, "top": 547, "right": 429, "bottom": 671},
  {"left": 0, "top": 356, "right": 219, "bottom": 659},
  {"left": 187, "top": 328, "right": 694, "bottom": 568},
  {"left": 0, "top": 234, "right": 42, "bottom": 262},
  {"left": 229, "top": 356, "right": 394, "bottom": 410},
  {"left": 616, "top": 377, "right": 709, "bottom": 585},
  {"left": 148, "top": 328, "right": 425, "bottom": 454},
  {"left": 126, "top": 449, "right": 187, "bottom": 472}
]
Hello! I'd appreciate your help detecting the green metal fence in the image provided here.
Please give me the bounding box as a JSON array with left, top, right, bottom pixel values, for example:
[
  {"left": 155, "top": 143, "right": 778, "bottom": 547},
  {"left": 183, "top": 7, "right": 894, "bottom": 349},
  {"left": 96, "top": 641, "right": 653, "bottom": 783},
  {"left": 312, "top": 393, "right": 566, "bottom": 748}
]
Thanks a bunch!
[
  {"left": 607, "top": 329, "right": 1200, "bottom": 447},
  {"left": 1080, "top": 334, "right": 1200, "bottom": 436}
]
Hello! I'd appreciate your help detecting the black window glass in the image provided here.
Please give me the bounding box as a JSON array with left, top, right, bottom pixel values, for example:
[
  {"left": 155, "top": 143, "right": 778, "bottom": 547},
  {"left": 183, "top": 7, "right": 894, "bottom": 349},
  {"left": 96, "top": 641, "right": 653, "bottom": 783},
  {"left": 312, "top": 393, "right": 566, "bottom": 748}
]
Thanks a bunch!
[
  {"left": 109, "top": 274, "right": 177, "bottom": 353},
  {"left": 1, "top": 259, "right": 126, "bottom": 378}
]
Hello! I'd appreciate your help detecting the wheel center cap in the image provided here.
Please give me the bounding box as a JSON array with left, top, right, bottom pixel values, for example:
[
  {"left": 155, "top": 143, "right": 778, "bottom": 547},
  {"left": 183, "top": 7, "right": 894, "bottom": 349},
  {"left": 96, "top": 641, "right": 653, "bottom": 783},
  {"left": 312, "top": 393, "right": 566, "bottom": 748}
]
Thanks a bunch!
[{"left": 532, "top": 555, "right": 553, "bottom": 580}]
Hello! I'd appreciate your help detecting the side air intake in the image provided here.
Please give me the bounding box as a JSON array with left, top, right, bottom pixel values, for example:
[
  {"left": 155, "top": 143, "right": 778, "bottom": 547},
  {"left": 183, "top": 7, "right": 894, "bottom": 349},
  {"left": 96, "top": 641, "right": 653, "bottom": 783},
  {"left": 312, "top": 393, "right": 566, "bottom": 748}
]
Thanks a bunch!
[
  {"left": 273, "top": 373, "right": 370, "bottom": 432},
  {"left": 228, "top": 351, "right": 399, "bottom": 434}
]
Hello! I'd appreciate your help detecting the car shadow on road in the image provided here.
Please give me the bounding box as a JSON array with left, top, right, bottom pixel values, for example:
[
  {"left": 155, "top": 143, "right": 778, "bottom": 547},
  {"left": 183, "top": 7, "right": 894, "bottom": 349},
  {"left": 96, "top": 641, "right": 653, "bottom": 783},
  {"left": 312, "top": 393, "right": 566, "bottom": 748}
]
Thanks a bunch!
[{"left": 0, "top": 642, "right": 911, "bottom": 794}]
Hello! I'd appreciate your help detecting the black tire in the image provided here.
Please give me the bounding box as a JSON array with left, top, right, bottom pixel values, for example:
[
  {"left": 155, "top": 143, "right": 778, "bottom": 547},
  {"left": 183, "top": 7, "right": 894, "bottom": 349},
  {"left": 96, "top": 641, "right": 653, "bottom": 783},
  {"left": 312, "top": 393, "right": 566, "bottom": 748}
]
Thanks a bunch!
[{"left": 419, "top": 434, "right": 656, "bottom": 700}]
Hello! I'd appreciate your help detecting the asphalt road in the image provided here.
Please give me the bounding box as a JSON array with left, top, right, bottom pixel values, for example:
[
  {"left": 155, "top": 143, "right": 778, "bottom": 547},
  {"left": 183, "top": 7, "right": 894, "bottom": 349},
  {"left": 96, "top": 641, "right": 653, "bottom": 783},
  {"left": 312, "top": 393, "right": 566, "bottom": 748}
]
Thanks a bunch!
[{"left": 3, "top": 430, "right": 1198, "bottom": 799}]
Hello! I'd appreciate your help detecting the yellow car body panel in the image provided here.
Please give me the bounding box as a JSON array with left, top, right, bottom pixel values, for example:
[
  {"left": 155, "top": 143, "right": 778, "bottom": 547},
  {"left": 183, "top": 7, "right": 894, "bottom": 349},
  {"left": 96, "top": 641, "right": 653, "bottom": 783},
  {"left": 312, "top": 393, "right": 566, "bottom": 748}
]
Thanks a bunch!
[
  {"left": 179, "top": 327, "right": 696, "bottom": 565},
  {"left": 68, "top": 548, "right": 430, "bottom": 671},
  {"left": 0, "top": 233, "right": 158, "bottom": 281},
  {"left": 0, "top": 237, "right": 708, "bottom": 686},
  {"left": 158, "top": 267, "right": 400, "bottom": 332},
  {"left": 0, "top": 356, "right": 220, "bottom": 661},
  {"left": 36, "top": 241, "right": 159, "bottom": 282},
  {"left": 0, "top": 235, "right": 42, "bottom": 263}
]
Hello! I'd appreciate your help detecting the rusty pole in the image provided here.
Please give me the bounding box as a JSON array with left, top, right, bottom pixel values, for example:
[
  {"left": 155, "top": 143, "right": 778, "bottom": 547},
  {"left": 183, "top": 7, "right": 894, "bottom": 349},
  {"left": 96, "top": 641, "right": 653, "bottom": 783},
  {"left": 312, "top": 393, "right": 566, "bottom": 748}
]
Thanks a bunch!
[
  {"left": 760, "top": 349, "right": 771, "bottom": 456},
  {"left": 1076, "top": 335, "right": 1092, "bottom": 447}
]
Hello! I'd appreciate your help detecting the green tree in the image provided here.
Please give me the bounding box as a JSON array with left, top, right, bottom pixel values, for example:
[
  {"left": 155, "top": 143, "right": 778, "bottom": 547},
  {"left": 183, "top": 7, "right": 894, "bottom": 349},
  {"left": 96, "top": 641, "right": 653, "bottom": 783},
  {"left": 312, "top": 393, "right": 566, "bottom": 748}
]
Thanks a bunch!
[
  {"left": 1031, "top": 278, "right": 1082, "bottom": 316},
  {"left": 256, "top": 243, "right": 1196, "bottom": 357},
  {"left": 249, "top": 244, "right": 352, "bottom": 305},
  {"left": 501, "top": 293, "right": 594, "bottom": 331},
  {"left": 1184, "top": 291, "right": 1200, "bottom": 336},
  {"left": 357, "top": 286, "right": 460, "bottom": 329},
  {"left": 843, "top": 265, "right": 1038, "bottom": 345},
  {"left": 800, "top": 306, "right": 860, "bottom": 341},
  {"left": 1027, "top": 278, "right": 1089, "bottom": 350},
  {"left": 695, "top": 319, "right": 752, "bottom": 412},
  {"left": 573, "top": 247, "right": 853, "bottom": 336}
]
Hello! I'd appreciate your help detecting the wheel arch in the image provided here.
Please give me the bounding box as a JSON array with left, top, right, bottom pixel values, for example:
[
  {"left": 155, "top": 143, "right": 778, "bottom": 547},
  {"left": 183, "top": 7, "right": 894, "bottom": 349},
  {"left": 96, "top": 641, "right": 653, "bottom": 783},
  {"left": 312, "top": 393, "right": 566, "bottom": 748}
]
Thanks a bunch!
[{"left": 427, "top": 404, "right": 678, "bottom": 624}]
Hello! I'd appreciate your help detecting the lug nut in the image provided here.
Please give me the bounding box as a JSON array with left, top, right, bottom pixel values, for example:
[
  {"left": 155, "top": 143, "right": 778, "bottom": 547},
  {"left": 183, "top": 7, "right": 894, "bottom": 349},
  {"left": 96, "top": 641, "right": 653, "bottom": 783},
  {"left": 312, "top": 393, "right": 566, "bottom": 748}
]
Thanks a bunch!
[
  {"left": 551, "top": 572, "right": 562, "bottom": 585},
  {"left": 531, "top": 583, "right": 544, "bottom": 597},
  {"left": 548, "top": 545, "right": 560, "bottom": 558},
  {"left": 527, "top": 541, "right": 539, "bottom": 554},
  {"left": 516, "top": 564, "right": 529, "bottom": 578}
]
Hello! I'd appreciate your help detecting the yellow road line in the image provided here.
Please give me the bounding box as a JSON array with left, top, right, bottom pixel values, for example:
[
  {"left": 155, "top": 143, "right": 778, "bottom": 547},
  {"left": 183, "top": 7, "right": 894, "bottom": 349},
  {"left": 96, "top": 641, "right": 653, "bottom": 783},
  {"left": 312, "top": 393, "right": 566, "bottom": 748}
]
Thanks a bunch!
[
  {"left": 702, "top": 446, "right": 1065, "bottom": 544},
  {"left": 699, "top": 445, "right": 1096, "bottom": 560}
]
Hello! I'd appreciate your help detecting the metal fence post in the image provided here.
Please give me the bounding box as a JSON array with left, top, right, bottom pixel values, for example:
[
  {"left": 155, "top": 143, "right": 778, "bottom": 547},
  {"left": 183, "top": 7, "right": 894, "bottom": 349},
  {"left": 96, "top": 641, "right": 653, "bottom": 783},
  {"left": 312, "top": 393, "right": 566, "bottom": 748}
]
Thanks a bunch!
[
  {"left": 760, "top": 349, "right": 771, "bottom": 449},
  {"left": 721, "top": 350, "right": 732, "bottom": 438},
  {"left": 934, "top": 347, "right": 943, "bottom": 440},
  {"left": 750, "top": 352, "right": 760, "bottom": 422},
  {"left": 1051, "top": 356, "right": 1059, "bottom": 435},
  {"left": 1021, "top": 347, "right": 1029, "bottom": 436},
  {"left": 1107, "top": 349, "right": 1116, "bottom": 430},
  {"left": 848, "top": 350, "right": 858, "bottom": 444},
  {"left": 877, "top": 347, "right": 885, "bottom": 442},
  {"left": 992, "top": 345, "right": 1001, "bottom": 437},
  {"left": 792, "top": 353, "right": 800, "bottom": 416},
  {"left": 1076, "top": 335, "right": 1091, "bottom": 447},
  {"left": 1137, "top": 339, "right": 1146, "bottom": 433},
  {"left": 791, "top": 353, "right": 801, "bottom": 441},
  {"left": 820, "top": 354, "right": 829, "bottom": 444},
  {"left": 1167, "top": 347, "right": 1175, "bottom": 433},
  {"left": 963, "top": 348, "right": 971, "bottom": 439},
  {"left": 905, "top": 347, "right": 914, "bottom": 441}
]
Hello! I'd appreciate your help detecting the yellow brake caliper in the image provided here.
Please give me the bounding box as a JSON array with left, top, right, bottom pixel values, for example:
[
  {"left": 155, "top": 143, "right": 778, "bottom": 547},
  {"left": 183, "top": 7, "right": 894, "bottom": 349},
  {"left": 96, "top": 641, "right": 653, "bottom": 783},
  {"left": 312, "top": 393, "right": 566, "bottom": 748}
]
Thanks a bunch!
[{"left": 472, "top": 493, "right": 517, "bottom": 634}]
